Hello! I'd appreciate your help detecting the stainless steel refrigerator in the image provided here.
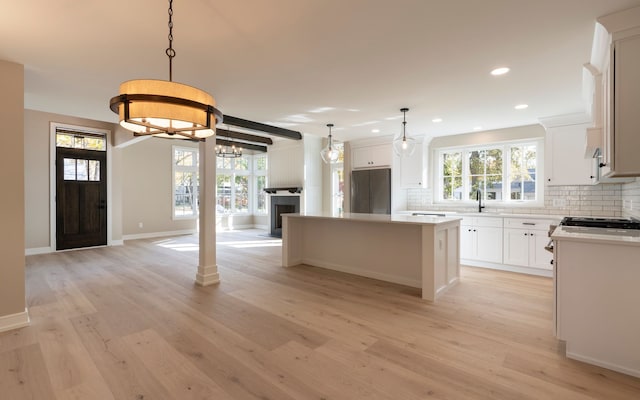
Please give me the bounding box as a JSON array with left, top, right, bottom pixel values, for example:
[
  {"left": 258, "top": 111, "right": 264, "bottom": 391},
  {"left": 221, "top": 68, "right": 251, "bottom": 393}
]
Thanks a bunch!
[{"left": 351, "top": 168, "right": 391, "bottom": 214}]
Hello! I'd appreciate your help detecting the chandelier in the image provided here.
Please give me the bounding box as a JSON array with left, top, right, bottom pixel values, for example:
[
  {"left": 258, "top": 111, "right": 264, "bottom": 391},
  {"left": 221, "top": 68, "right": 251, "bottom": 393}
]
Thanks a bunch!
[
  {"left": 109, "top": 0, "right": 222, "bottom": 140},
  {"left": 216, "top": 143, "right": 242, "bottom": 158}
]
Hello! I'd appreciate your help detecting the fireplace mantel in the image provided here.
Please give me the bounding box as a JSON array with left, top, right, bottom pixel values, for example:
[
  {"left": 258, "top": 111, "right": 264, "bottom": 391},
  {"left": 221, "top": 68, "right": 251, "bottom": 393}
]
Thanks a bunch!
[{"left": 264, "top": 187, "right": 303, "bottom": 194}]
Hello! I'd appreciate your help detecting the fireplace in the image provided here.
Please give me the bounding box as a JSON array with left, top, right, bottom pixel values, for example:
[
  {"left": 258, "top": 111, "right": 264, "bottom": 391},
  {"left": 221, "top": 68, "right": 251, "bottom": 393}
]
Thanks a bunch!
[{"left": 270, "top": 196, "right": 300, "bottom": 237}]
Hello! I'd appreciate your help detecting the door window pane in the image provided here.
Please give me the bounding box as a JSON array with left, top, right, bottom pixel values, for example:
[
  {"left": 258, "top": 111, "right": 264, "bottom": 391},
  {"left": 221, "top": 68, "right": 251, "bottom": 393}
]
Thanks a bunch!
[
  {"left": 76, "top": 159, "right": 88, "bottom": 181},
  {"left": 89, "top": 160, "right": 100, "bottom": 181},
  {"left": 175, "top": 171, "right": 196, "bottom": 216},
  {"left": 64, "top": 158, "right": 76, "bottom": 180}
]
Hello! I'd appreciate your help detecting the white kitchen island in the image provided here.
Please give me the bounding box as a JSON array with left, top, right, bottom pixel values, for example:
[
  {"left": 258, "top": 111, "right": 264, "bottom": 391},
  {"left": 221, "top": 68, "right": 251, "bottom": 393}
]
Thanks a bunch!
[{"left": 282, "top": 212, "right": 462, "bottom": 301}]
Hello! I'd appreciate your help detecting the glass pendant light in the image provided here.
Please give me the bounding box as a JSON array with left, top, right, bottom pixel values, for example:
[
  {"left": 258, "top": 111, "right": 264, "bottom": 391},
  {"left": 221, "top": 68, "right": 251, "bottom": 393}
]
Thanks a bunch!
[
  {"left": 392, "top": 107, "right": 416, "bottom": 157},
  {"left": 320, "top": 123, "right": 340, "bottom": 164}
]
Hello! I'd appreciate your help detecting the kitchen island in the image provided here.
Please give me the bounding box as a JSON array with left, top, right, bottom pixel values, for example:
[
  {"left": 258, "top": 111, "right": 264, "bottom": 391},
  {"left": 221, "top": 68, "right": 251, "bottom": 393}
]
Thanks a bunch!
[{"left": 282, "top": 212, "right": 462, "bottom": 301}]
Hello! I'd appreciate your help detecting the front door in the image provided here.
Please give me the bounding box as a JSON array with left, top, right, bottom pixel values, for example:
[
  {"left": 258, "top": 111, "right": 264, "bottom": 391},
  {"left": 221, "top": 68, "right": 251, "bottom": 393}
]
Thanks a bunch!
[{"left": 56, "top": 147, "right": 107, "bottom": 250}]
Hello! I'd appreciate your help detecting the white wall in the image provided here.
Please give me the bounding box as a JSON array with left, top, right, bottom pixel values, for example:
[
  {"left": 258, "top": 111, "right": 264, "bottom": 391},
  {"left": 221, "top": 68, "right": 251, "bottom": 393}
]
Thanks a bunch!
[{"left": 303, "top": 135, "right": 323, "bottom": 214}]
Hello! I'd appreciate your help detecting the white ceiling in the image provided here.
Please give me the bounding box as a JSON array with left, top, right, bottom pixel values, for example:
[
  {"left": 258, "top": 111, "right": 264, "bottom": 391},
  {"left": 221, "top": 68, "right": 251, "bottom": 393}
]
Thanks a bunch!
[{"left": 3, "top": 0, "right": 640, "bottom": 142}]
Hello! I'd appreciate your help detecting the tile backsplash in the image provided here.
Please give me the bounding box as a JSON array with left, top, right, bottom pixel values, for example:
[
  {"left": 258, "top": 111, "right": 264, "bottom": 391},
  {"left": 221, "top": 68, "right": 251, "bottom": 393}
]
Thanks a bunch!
[
  {"left": 621, "top": 179, "right": 640, "bottom": 219},
  {"left": 406, "top": 181, "right": 640, "bottom": 218}
]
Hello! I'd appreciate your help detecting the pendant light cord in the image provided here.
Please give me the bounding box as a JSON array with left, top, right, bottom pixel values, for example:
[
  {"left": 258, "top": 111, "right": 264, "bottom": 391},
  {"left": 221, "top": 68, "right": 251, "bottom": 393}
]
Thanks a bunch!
[{"left": 166, "top": 0, "right": 176, "bottom": 82}]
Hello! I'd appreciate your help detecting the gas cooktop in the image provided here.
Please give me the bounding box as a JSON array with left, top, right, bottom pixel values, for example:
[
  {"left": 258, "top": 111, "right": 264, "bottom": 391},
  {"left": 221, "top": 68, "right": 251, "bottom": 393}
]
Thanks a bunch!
[{"left": 560, "top": 217, "right": 640, "bottom": 230}]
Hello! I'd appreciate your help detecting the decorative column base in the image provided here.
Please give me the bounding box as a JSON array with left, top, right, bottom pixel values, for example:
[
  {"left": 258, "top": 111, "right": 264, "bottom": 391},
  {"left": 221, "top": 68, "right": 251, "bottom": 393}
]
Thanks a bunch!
[{"left": 195, "top": 264, "right": 220, "bottom": 286}]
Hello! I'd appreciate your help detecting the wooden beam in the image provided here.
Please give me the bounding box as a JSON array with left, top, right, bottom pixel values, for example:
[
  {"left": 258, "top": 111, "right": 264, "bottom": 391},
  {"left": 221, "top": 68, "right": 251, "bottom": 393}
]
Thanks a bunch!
[
  {"left": 215, "top": 138, "right": 267, "bottom": 153},
  {"left": 222, "top": 115, "right": 302, "bottom": 140},
  {"left": 215, "top": 128, "right": 273, "bottom": 145}
]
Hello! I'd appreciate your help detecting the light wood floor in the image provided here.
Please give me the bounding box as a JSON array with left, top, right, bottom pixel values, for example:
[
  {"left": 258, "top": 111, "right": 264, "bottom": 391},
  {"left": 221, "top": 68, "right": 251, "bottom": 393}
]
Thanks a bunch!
[{"left": 2, "top": 229, "right": 639, "bottom": 399}]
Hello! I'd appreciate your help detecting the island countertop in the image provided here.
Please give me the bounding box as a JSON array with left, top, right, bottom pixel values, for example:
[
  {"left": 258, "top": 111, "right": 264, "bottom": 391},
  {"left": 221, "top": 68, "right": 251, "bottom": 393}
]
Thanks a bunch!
[{"left": 283, "top": 212, "right": 462, "bottom": 226}]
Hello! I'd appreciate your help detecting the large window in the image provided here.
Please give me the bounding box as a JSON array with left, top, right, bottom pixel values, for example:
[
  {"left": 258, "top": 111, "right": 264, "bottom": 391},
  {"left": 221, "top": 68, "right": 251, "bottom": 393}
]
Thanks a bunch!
[
  {"left": 216, "top": 154, "right": 267, "bottom": 215},
  {"left": 173, "top": 146, "right": 199, "bottom": 218},
  {"left": 437, "top": 141, "right": 541, "bottom": 204}
]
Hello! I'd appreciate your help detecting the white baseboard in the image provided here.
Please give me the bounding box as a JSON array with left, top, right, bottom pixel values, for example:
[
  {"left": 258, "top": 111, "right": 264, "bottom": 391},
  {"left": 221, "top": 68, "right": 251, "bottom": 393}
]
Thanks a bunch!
[
  {"left": 109, "top": 239, "right": 124, "bottom": 246},
  {"left": 0, "top": 309, "right": 30, "bottom": 333},
  {"left": 566, "top": 351, "right": 640, "bottom": 378},
  {"left": 123, "top": 229, "right": 196, "bottom": 241},
  {"left": 254, "top": 224, "right": 268, "bottom": 230},
  {"left": 462, "top": 260, "right": 552, "bottom": 277},
  {"left": 300, "top": 258, "right": 422, "bottom": 288},
  {"left": 25, "top": 247, "right": 53, "bottom": 256}
]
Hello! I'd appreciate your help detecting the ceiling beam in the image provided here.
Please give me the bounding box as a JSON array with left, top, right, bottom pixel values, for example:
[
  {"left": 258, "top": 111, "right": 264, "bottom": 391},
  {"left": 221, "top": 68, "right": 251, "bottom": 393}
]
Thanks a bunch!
[
  {"left": 216, "top": 138, "right": 267, "bottom": 153},
  {"left": 215, "top": 128, "right": 273, "bottom": 145},
  {"left": 222, "top": 115, "right": 302, "bottom": 140}
]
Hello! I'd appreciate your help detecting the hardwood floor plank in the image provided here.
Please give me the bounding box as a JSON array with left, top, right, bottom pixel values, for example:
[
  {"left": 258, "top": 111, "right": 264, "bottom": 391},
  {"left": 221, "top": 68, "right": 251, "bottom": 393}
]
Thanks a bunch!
[
  {"left": 0, "top": 343, "right": 56, "bottom": 400},
  {"left": 70, "top": 313, "right": 176, "bottom": 400},
  {"left": 122, "top": 329, "right": 234, "bottom": 400}
]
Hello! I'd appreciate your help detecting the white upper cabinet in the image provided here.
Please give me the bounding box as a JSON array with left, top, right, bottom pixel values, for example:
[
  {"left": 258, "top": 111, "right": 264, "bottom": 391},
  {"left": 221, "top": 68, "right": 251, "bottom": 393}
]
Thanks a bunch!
[
  {"left": 352, "top": 143, "right": 392, "bottom": 169},
  {"left": 591, "top": 7, "right": 640, "bottom": 177},
  {"left": 399, "top": 137, "right": 430, "bottom": 188},
  {"left": 544, "top": 121, "right": 597, "bottom": 186}
]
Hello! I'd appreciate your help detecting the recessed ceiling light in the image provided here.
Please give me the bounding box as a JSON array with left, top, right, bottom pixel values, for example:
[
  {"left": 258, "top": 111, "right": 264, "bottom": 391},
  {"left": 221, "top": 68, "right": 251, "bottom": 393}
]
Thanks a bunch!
[
  {"left": 514, "top": 104, "right": 529, "bottom": 110},
  {"left": 473, "top": 126, "right": 483, "bottom": 131},
  {"left": 491, "top": 67, "right": 510, "bottom": 76},
  {"left": 432, "top": 118, "right": 443, "bottom": 123},
  {"left": 308, "top": 107, "right": 335, "bottom": 113},
  {"left": 372, "top": 129, "right": 380, "bottom": 133}
]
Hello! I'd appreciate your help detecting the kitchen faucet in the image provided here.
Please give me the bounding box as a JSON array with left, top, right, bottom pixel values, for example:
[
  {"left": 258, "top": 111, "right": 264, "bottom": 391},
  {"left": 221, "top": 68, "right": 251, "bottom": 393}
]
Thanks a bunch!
[{"left": 477, "top": 189, "right": 485, "bottom": 213}]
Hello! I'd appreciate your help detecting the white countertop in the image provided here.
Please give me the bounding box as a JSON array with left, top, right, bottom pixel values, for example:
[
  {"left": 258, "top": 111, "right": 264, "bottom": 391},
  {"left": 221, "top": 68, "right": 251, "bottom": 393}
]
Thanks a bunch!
[
  {"left": 283, "top": 212, "right": 462, "bottom": 226},
  {"left": 551, "top": 226, "right": 640, "bottom": 246},
  {"left": 403, "top": 210, "right": 562, "bottom": 220}
]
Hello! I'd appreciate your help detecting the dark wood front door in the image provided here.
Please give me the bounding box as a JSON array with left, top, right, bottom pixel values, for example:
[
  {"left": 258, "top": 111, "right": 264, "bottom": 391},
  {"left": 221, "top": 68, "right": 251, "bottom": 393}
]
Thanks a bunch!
[{"left": 56, "top": 147, "right": 107, "bottom": 250}]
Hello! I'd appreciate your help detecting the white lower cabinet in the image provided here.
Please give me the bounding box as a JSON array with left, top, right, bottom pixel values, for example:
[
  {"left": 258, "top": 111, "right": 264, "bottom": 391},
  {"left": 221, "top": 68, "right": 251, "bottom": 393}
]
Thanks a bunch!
[
  {"left": 460, "top": 215, "right": 557, "bottom": 275},
  {"left": 460, "top": 217, "right": 503, "bottom": 264},
  {"left": 503, "top": 218, "right": 554, "bottom": 271}
]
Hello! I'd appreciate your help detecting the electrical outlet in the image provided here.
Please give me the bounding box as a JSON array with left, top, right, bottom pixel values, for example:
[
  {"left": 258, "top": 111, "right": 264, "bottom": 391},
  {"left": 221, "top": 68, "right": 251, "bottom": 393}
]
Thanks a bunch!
[
  {"left": 138, "top": 222, "right": 143, "bottom": 228},
  {"left": 623, "top": 199, "right": 633, "bottom": 211},
  {"left": 552, "top": 198, "right": 566, "bottom": 207}
]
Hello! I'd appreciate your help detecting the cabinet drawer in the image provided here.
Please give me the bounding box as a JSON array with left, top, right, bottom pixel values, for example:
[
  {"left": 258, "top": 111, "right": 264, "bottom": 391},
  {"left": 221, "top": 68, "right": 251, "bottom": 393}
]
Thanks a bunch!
[
  {"left": 504, "top": 218, "right": 555, "bottom": 231},
  {"left": 463, "top": 216, "right": 503, "bottom": 228}
]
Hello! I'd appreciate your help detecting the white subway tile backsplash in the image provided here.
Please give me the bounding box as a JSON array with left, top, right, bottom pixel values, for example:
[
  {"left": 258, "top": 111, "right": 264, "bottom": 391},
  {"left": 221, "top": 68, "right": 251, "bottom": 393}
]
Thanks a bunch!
[{"left": 407, "top": 182, "right": 636, "bottom": 217}]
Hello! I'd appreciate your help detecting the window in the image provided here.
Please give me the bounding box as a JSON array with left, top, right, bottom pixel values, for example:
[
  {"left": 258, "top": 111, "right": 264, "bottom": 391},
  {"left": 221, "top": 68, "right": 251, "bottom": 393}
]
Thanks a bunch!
[
  {"left": 437, "top": 141, "right": 540, "bottom": 204},
  {"left": 173, "top": 146, "right": 199, "bottom": 218},
  {"left": 216, "top": 154, "right": 268, "bottom": 215},
  {"left": 56, "top": 130, "right": 106, "bottom": 151},
  {"left": 330, "top": 143, "right": 345, "bottom": 215}
]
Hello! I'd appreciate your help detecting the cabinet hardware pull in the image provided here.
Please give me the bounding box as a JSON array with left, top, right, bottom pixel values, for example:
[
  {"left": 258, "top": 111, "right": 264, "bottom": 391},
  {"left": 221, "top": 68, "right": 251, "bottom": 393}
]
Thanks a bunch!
[{"left": 522, "top": 222, "right": 535, "bottom": 226}]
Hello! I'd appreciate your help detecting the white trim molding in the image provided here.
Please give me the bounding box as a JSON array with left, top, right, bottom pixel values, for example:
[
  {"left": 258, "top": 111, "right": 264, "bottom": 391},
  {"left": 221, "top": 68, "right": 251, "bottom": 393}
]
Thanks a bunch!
[
  {"left": 0, "top": 309, "right": 30, "bottom": 333},
  {"left": 122, "top": 229, "right": 197, "bottom": 241},
  {"left": 25, "top": 247, "right": 53, "bottom": 256}
]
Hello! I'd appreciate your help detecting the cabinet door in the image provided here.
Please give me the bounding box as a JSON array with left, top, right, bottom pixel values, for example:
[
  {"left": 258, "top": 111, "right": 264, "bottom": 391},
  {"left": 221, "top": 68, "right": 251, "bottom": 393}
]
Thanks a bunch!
[
  {"left": 529, "top": 231, "right": 553, "bottom": 270},
  {"left": 352, "top": 147, "right": 371, "bottom": 169},
  {"left": 503, "top": 228, "right": 530, "bottom": 267},
  {"left": 400, "top": 141, "right": 424, "bottom": 188},
  {"left": 460, "top": 226, "right": 475, "bottom": 260},
  {"left": 546, "top": 124, "right": 596, "bottom": 186},
  {"left": 475, "top": 226, "right": 503, "bottom": 264},
  {"left": 369, "top": 144, "right": 392, "bottom": 167},
  {"left": 612, "top": 34, "right": 640, "bottom": 176}
]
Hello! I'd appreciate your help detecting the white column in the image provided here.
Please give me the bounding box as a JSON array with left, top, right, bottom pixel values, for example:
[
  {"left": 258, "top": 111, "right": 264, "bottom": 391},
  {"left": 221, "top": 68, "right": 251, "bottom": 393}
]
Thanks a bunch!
[{"left": 196, "top": 137, "right": 220, "bottom": 286}]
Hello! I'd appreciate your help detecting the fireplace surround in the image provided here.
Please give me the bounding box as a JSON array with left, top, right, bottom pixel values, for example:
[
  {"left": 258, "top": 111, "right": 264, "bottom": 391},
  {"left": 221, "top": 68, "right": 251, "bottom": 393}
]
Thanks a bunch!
[{"left": 270, "top": 195, "right": 300, "bottom": 237}]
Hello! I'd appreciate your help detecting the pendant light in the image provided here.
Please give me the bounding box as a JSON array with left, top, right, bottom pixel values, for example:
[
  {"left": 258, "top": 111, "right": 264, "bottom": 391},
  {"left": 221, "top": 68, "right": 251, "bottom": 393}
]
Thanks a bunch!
[
  {"left": 392, "top": 108, "right": 416, "bottom": 157},
  {"left": 320, "top": 123, "right": 340, "bottom": 164},
  {"left": 109, "top": 0, "right": 222, "bottom": 141}
]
